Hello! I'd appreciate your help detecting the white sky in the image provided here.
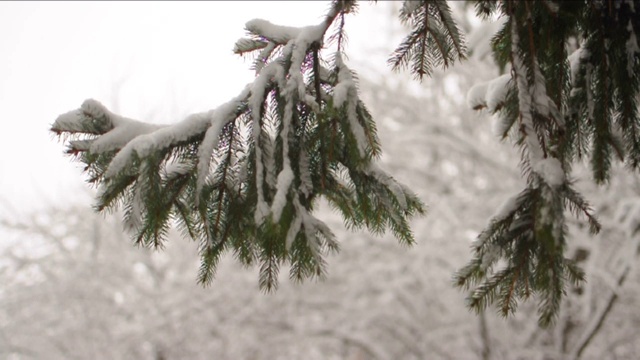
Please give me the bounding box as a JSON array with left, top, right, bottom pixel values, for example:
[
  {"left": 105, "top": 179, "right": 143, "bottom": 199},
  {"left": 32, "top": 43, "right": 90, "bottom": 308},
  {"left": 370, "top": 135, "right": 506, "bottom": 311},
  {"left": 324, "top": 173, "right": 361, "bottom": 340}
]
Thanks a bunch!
[{"left": 0, "top": 1, "right": 397, "bottom": 214}]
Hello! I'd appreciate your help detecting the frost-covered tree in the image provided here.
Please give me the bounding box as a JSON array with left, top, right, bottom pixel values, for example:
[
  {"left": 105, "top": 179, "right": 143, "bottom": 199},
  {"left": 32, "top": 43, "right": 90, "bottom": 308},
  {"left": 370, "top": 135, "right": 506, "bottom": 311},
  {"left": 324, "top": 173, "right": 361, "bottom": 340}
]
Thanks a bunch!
[{"left": 51, "top": 0, "right": 640, "bottom": 325}]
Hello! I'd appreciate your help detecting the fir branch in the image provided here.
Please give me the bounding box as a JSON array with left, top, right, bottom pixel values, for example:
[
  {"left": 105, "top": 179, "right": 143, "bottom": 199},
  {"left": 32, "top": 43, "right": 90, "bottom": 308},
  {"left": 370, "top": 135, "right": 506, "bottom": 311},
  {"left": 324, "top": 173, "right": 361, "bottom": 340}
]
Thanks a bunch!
[
  {"left": 467, "top": 267, "right": 513, "bottom": 313},
  {"left": 51, "top": 0, "right": 428, "bottom": 299},
  {"left": 198, "top": 237, "right": 227, "bottom": 286},
  {"left": 432, "top": 0, "right": 466, "bottom": 60},
  {"left": 562, "top": 183, "right": 601, "bottom": 234},
  {"left": 389, "top": 0, "right": 466, "bottom": 80}
]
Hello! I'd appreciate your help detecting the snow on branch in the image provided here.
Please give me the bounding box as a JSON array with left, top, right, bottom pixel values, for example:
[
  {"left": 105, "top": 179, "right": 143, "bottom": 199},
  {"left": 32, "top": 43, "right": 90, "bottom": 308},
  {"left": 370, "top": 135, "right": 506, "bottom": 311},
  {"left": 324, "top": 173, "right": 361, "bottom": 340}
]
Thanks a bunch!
[
  {"left": 245, "top": 19, "right": 311, "bottom": 45},
  {"left": 52, "top": 99, "right": 162, "bottom": 155},
  {"left": 533, "top": 157, "right": 565, "bottom": 188},
  {"left": 333, "top": 53, "right": 369, "bottom": 158},
  {"left": 391, "top": 0, "right": 466, "bottom": 80},
  {"left": 510, "top": 17, "right": 545, "bottom": 166},
  {"left": 51, "top": 0, "right": 425, "bottom": 292},
  {"left": 466, "top": 74, "right": 511, "bottom": 112},
  {"left": 195, "top": 89, "right": 253, "bottom": 198},
  {"left": 106, "top": 87, "right": 250, "bottom": 180}
]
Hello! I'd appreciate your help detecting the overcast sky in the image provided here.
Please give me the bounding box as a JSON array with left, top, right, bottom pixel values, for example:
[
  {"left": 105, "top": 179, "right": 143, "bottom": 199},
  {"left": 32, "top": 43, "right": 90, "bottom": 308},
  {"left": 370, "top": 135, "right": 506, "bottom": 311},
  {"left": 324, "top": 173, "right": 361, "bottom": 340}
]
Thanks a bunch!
[{"left": 0, "top": 1, "right": 397, "bottom": 214}]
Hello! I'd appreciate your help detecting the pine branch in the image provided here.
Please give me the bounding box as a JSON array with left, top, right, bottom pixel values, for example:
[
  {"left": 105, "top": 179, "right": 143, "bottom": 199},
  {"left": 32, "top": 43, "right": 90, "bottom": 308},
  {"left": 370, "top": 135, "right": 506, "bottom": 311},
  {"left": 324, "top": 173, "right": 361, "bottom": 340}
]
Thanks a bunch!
[
  {"left": 389, "top": 0, "right": 466, "bottom": 80},
  {"left": 51, "top": 2, "right": 425, "bottom": 293}
]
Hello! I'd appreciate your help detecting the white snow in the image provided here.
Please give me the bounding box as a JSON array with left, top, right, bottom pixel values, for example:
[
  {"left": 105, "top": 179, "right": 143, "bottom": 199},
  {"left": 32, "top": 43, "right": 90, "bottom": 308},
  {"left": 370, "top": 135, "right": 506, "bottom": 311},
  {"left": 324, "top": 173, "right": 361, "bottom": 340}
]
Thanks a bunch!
[
  {"left": 271, "top": 166, "right": 294, "bottom": 222},
  {"left": 102, "top": 87, "right": 250, "bottom": 180},
  {"left": 486, "top": 85, "right": 509, "bottom": 112},
  {"left": 285, "top": 212, "right": 303, "bottom": 251},
  {"left": 271, "top": 63, "right": 303, "bottom": 223},
  {"left": 467, "top": 74, "right": 511, "bottom": 112},
  {"left": 245, "top": 19, "right": 302, "bottom": 44},
  {"left": 365, "top": 162, "right": 408, "bottom": 210},
  {"left": 196, "top": 93, "right": 248, "bottom": 198},
  {"left": 52, "top": 100, "right": 105, "bottom": 133},
  {"left": 334, "top": 53, "right": 368, "bottom": 158},
  {"left": 195, "top": 122, "right": 223, "bottom": 197},
  {"left": 244, "top": 12, "right": 336, "bottom": 224},
  {"left": 269, "top": 17, "right": 329, "bottom": 222},
  {"left": 492, "top": 115, "right": 513, "bottom": 137},
  {"left": 492, "top": 193, "right": 520, "bottom": 222},
  {"left": 332, "top": 81, "right": 352, "bottom": 109},
  {"left": 333, "top": 53, "right": 356, "bottom": 108},
  {"left": 163, "top": 161, "right": 191, "bottom": 178},
  {"left": 299, "top": 148, "right": 313, "bottom": 197},
  {"left": 346, "top": 101, "right": 368, "bottom": 158},
  {"left": 52, "top": 99, "right": 163, "bottom": 154},
  {"left": 302, "top": 209, "right": 335, "bottom": 247},
  {"left": 248, "top": 62, "right": 287, "bottom": 225},
  {"left": 509, "top": 20, "right": 565, "bottom": 189},
  {"left": 286, "top": 196, "right": 336, "bottom": 254},
  {"left": 466, "top": 81, "right": 490, "bottom": 110},
  {"left": 253, "top": 42, "right": 277, "bottom": 74},
  {"left": 83, "top": 99, "right": 163, "bottom": 154},
  {"left": 90, "top": 120, "right": 161, "bottom": 154},
  {"left": 232, "top": 38, "right": 268, "bottom": 54},
  {"left": 252, "top": 118, "right": 267, "bottom": 225},
  {"left": 303, "top": 94, "right": 320, "bottom": 113},
  {"left": 104, "top": 110, "right": 211, "bottom": 178},
  {"left": 530, "top": 59, "right": 563, "bottom": 127},
  {"left": 245, "top": 18, "right": 326, "bottom": 48}
]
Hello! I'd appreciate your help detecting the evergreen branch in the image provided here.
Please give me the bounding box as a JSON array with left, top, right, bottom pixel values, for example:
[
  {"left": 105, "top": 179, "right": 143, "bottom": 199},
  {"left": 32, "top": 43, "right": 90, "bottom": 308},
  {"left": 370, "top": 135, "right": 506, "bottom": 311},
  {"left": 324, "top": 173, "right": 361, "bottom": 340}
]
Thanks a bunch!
[
  {"left": 258, "top": 233, "right": 282, "bottom": 293},
  {"left": 233, "top": 38, "right": 269, "bottom": 56},
  {"left": 499, "top": 267, "right": 521, "bottom": 317},
  {"left": 198, "top": 237, "right": 227, "bottom": 286},
  {"left": 562, "top": 258, "right": 585, "bottom": 287},
  {"left": 417, "top": 6, "right": 431, "bottom": 71},
  {"left": 173, "top": 198, "right": 198, "bottom": 240},
  {"left": 467, "top": 267, "right": 513, "bottom": 313},
  {"left": 457, "top": 181, "right": 589, "bottom": 326},
  {"left": 95, "top": 174, "right": 137, "bottom": 211},
  {"left": 50, "top": 1, "right": 429, "bottom": 298},
  {"left": 562, "top": 183, "right": 601, "bottom": 234},
  {"left": 453, "top": 258, "right": 484, "bottom": 290},
  {"left": 355, "top": 101, "right": 381, "bottom": 158},
  {"left": 474, "top": 0, "right": 498, "bottom": 19},
  {"left": 312, "top": 46, "right": 328, "bottom": 189},
  {"left": 326, "top": 7, "right": 351, "bottom": 53},
  {"left": 389, "top": 0, "right": 466, "bottom": 80},
  {"left": 134, "top": 154, "right": 173, "bottom": 249},
  {"left": 432, "top": 0, "right": 466, "bottom": 60},
  {"left": 536, "top": 256, "right": 564, "bottom": 327}
]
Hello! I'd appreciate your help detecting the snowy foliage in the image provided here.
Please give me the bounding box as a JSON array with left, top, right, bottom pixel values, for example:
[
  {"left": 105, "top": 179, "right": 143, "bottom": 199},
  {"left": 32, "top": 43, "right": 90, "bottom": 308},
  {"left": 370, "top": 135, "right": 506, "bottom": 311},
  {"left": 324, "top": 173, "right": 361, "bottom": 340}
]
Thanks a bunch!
[
  {"left": 51, "top": 0, "right": 432, "bottom": 291},
  {"left": 457, "top": 0, "right": 640, "bottom": 326},
  {"left": 49, "top": 0, "right": 640, "bottom": 329}
]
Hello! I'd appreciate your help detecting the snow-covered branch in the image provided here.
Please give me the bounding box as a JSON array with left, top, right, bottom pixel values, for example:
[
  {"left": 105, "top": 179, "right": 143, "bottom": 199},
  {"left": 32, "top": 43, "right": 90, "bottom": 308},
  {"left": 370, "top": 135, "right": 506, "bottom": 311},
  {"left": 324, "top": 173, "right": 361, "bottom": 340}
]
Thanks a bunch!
[{"left": 51, "top": 1, "right": 424, "bottom": 292}]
